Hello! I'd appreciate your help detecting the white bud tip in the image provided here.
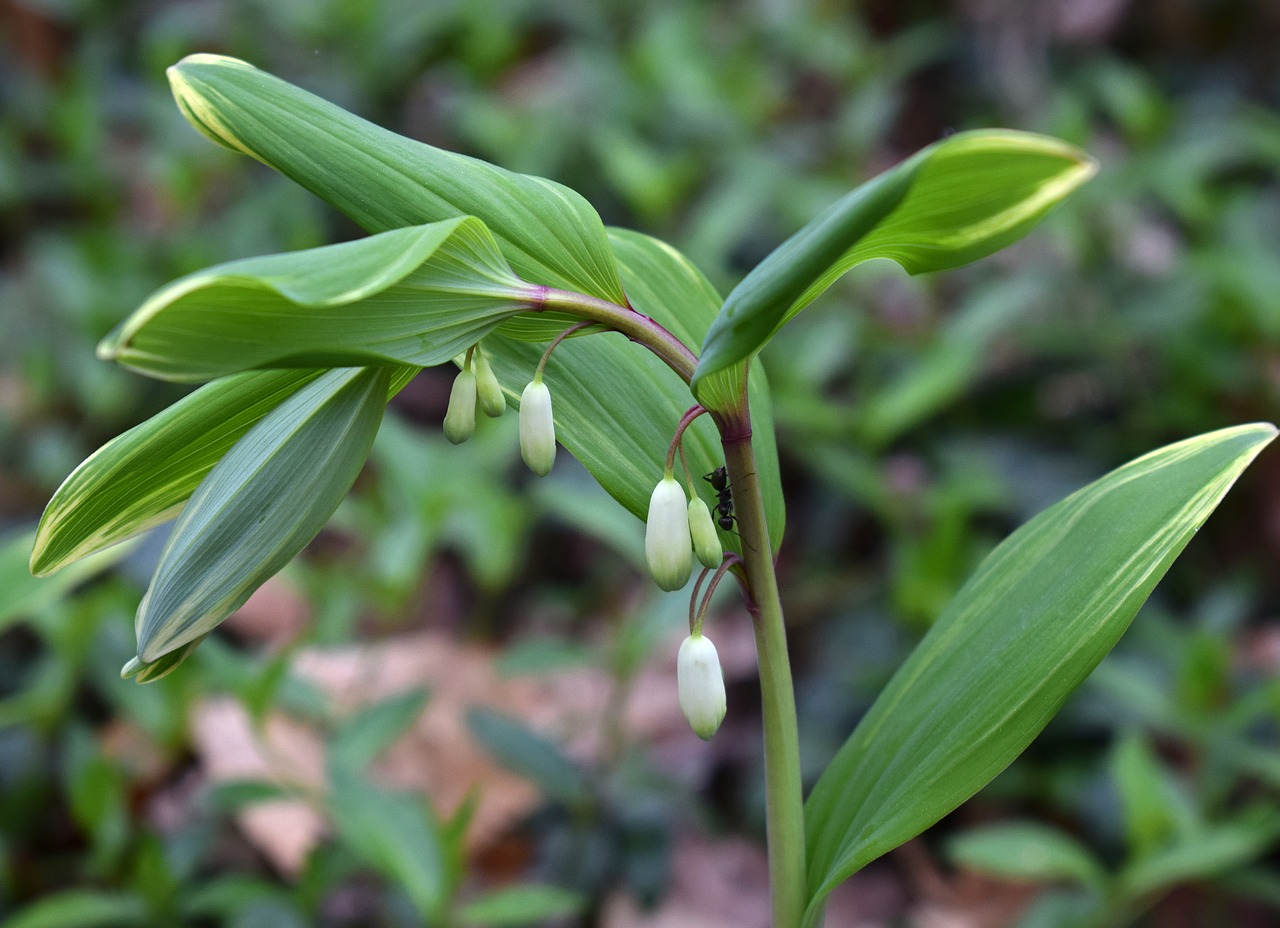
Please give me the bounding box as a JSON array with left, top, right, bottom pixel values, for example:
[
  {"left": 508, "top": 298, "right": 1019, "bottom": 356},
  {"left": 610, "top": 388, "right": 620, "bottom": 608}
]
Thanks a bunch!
[
  {"left": 443, "top": 369, "right": 477, "bottom": 444},
  {"left": 519, "top": 380, "right": 556, "bottom": 475},
  {"left": 689, "top": 497, "right": 723, "bottom": 570},
  {"left": 678, "top": 633, "right": 727, "bottom": 740},
  {"left": 646, "top": 476, "right": 692, "bottom": 591}
]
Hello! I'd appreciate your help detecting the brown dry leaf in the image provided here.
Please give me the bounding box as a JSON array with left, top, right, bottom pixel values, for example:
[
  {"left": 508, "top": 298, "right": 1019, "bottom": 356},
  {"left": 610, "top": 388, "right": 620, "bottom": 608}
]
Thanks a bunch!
[
  {"left": 190, "top": 698, "right": 326, "bottom": 875},
  {"left": 191, "top": 603, "right": 764, "bottom": 877},
  {"left": 221, "top": 574, "right": 310, "bottom": 646},
  {"left": 602, "top": 831, "right": 771, "bottom": 928}
]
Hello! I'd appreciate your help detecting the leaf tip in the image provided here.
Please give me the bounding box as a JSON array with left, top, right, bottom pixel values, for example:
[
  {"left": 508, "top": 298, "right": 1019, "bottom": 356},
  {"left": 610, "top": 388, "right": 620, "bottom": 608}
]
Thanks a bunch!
[{"left": 167, "top": 55, "right": 261, "bottom": 160}]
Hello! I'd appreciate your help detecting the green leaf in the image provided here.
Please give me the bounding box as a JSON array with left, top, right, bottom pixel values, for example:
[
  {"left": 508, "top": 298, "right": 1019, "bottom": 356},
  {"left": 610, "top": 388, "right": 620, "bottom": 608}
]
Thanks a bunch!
[
  {"left": 1, "top": 891, "right": 147, "bottom": 928},
  {"left": 802, "top": 423, "right": 1276, "bottom": 925},
  {"left": 162, "top": 54, "right": 784, "bottom": 551},
  {"left": 328, "top": 773, "right": 445, "bottom": 921},
  {"left": 2, "top": 528, "right": 132, "bottom": 631},
  {"left": 120, "top": 635, "right": 206, "bottom": 683},
  {"left": 459, "top": 885, "right": 586, "bottom": 926},
  {"left": 1111, "top": 732, "right": 1178, "bottom": 859},
  {"left": 466, "top": 708, "right": 591, "bottom": 809},
  {"left": 168, "top": 54, "right": 625, "bottom": 305},
  {"left": 946, "top": 822, "right": 1106, "bottom": 888},
  {"left": 99, "top": 219, "right": 533, "bottom": 383},
  {"left": 481, "top": 229, "right": 785, "bottom": 551},
  {"left": 135, "top": 366, "right": 389, "bottom": 662},
  {"left": 31, "top": 367, "right": 416, "bottom": 577},
  {"left": 1118, "top": 812, "right": 1280, "bottom": 898},
  {"left": 694, "top": 130, "right": 1097, "bottom": 387},
  {"left": 329, "top": 689, "right": 430, "bottom": 775}
]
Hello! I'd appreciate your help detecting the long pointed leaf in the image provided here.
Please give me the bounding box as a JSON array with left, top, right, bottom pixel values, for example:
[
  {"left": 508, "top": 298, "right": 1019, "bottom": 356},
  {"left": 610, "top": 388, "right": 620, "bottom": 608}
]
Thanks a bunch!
[
  {"left": 168, "top": 54, "right": 625, "bottom": 305},
  {"left": 802, "top": 423, "right": 1276, "bottom": 925},
  {"left": 135, "top": 367, "right": 389, "bottom": 661},
  {"left": 694, "top": 131, "right": 1097, "bottom": 388},
  {"left": 31, "top": 367, "right": 417, "bottom": 577},
  {"left": 162, "top": 56, "right": 784, "bottom": 549},
  {"left": 100, "top": 218, "right": 532, "bottom": 382}
]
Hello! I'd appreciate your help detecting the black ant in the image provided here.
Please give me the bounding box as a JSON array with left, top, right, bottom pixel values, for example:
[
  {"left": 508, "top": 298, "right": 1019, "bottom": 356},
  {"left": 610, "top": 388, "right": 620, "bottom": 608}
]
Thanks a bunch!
[
  {"left": 703, "top": 465, "right": 735, "bottom": 530},
  {"left": 703, "top": 465, "right": 758, "bottom": 550}
]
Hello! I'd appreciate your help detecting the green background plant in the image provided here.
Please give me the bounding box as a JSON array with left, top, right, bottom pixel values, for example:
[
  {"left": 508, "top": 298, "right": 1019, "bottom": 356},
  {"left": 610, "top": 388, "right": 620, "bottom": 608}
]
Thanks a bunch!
[{"left": 3, "top": 2, "right": 1279, "bottom": 927}]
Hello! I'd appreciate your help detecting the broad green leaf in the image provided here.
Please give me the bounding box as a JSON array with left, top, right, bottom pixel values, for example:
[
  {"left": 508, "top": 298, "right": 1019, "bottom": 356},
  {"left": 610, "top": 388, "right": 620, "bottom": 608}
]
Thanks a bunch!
[
  {"left": 946, "top": 822, "right": 1105, "bottom": 888},
  {"left": 163, "top": 55, "right": 783, "bottom": 550},
  {"left": 31, "top": 367, "right": 417, "bottom": 577},
  {"left": 168, "top": 54, "right": 625, "bottom": 305},
  {"left": 802, "top": 423, "right": 1276, "bottom": 926},
  {"left": 99, "top": 218, "right": 534, "bottom": 383},
  {"left": 1, "top": 891, "right": 147, "bottom": 928},
  {"left": 2, "top": 528, "right": 132, "bottom": 631},
  {"left": 604, "top": 230, "right": 783, "bottom": 542},
  {"left": 693, "top": 130, "right": 1097, "bottom": 387},
  {"left": 328, "top": 773, "right": 445, "bottom": 921},
  {"left": 1118, "top": 812, "right": 1280, "bottom": 898},
  {"left": 466, "top": 708, "right": 591, "bottom": 809},
  {"left": 479, "top": 229, "right": 785, "bottom": 551},
  {"left": 459, "top": 885, "right": 586, "bottom": 926},
  {"left": 135, "top": 366, "right": 389, "bottom": 662},
  {"left": 606, "top": 228, "right": 784, "bottom": 547}
]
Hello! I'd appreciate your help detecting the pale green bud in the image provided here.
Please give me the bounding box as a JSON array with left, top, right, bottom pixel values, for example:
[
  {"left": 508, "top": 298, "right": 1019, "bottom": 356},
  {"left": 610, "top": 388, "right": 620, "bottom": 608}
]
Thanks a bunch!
[
  {"left": 678, "top": 633, "right": 727, "bottom": 740},
  {"left": 689, "top": 497, "right": 722, "bottom": 569},
  {"left": 474, "top": 351, "right": 506, "bottom": 418},
  {"left": 645, "top": 475, "right": 692, "bottom": 590},
  {"left": 443, "top": 368, "right": 477, "bottom": 444},
  {"left": 519, "top": 379, "right": 556, "bottom": 475}
]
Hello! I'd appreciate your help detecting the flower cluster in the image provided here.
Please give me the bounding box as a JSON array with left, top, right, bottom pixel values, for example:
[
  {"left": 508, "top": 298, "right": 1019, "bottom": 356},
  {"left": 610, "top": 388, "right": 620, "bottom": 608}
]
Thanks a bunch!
[{"left": 444, "top": 343, "right": 557, "bottom": 477}]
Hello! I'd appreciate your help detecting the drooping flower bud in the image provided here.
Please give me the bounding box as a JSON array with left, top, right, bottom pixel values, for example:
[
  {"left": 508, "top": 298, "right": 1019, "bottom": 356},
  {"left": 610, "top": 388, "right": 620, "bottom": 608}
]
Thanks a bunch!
[
  {"left": 519, "top": 379, "right": 556, "bottom": 475},
  {"left": 645, "top": 475, "right": 692, "bottom": 590},
  {"left": 689, "top": 497, "right": 722, "bottom": 569},
  {"left": 443, "top": 367, "right": 477, "bottom": 444},
  {"left": 474, "top": 351, "right": 506, "bottom": 418},
  {"left": 678, "top": 633, "right": 727, "bottom": 740}
]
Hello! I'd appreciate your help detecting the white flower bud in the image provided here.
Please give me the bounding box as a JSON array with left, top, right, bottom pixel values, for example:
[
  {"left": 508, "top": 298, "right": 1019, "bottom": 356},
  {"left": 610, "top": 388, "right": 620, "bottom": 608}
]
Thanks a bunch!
[
  {"left": 519, "top": 379, "right": 556, "bottom": 475},
  {"left": 678, "top": 633, "right": 726, "bottom": 740},
  {"left": 443, "top": 368, "right": 476, "bottom": 444},
  {"left": 645, "top": 475, "right": 692, "bottom": 590},
  {"left": 474, "top": 351, "right": 506, "bottom": 418},
  {"left": 689, "top": 497, "right": 722, "bottom": 569}
]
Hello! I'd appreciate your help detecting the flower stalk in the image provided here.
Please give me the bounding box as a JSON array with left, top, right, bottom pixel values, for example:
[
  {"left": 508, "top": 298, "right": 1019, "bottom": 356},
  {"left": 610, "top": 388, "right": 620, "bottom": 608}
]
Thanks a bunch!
[{"left": 719, "top": 411, "right": 806, "bottom": 928}]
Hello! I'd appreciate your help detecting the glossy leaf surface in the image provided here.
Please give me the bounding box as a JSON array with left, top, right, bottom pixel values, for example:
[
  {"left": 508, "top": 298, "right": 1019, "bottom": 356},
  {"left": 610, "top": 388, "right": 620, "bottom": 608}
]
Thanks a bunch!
[
  {"left": 31, "top": 367, "right": 417, "bottom": 577},
  {"left": 162, "top": 56, "right": 785, "bottom": 548},
  {"left": 135, "top": 367, "right": 389, "bottom": 661},
  {"left": 694, "top": 130, "right": 1097, "bottom": 387},
  {"left": 169, "top": 54, "right": 625, "bottom": 304},
  {"left": 802, "top": 423, "right": 1276, "bottom": 925},
  {"left": 100, "top": 218, "right": 531, "bottom": 382}
]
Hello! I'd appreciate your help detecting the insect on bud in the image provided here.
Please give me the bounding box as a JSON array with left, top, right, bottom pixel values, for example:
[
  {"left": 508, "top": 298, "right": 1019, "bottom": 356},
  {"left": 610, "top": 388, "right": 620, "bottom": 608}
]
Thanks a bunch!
[
  {"left": 688, "top": 497, "right": 723, "bottom": 569},
  {"left": 646, "top": 475, "right": 692, "bottom": 590},
  {"left": 519, "top": 379, "right": 556, "bottom": 476},
  {"left": 474, "top": 351, "right": 506, "bottom": 418},
  {"left": 678, "top": 633, "right": 727, "bottom": 740},
  {"left": 443, "top": 368, "right": 477, "bottom": 444}
]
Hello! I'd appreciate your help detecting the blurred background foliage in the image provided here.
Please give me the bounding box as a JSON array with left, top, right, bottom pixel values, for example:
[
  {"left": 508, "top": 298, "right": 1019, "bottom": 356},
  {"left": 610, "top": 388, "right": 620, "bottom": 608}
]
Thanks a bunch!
[{"left": 2, "top": 0, "right": 1279, "bottom": 925}]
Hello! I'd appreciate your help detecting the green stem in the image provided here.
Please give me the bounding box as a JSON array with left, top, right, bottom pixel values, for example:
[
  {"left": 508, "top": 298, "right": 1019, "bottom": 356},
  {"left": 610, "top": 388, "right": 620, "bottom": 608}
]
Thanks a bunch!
[
  {"left": 721, "top": 411, "right": 806, "bottom": 928},
  {"left": 537, "top": 283, "right": 804, "bottom": 923},
  {"left": 537, "top": 287, "right": 699, "bottom": 384}
]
